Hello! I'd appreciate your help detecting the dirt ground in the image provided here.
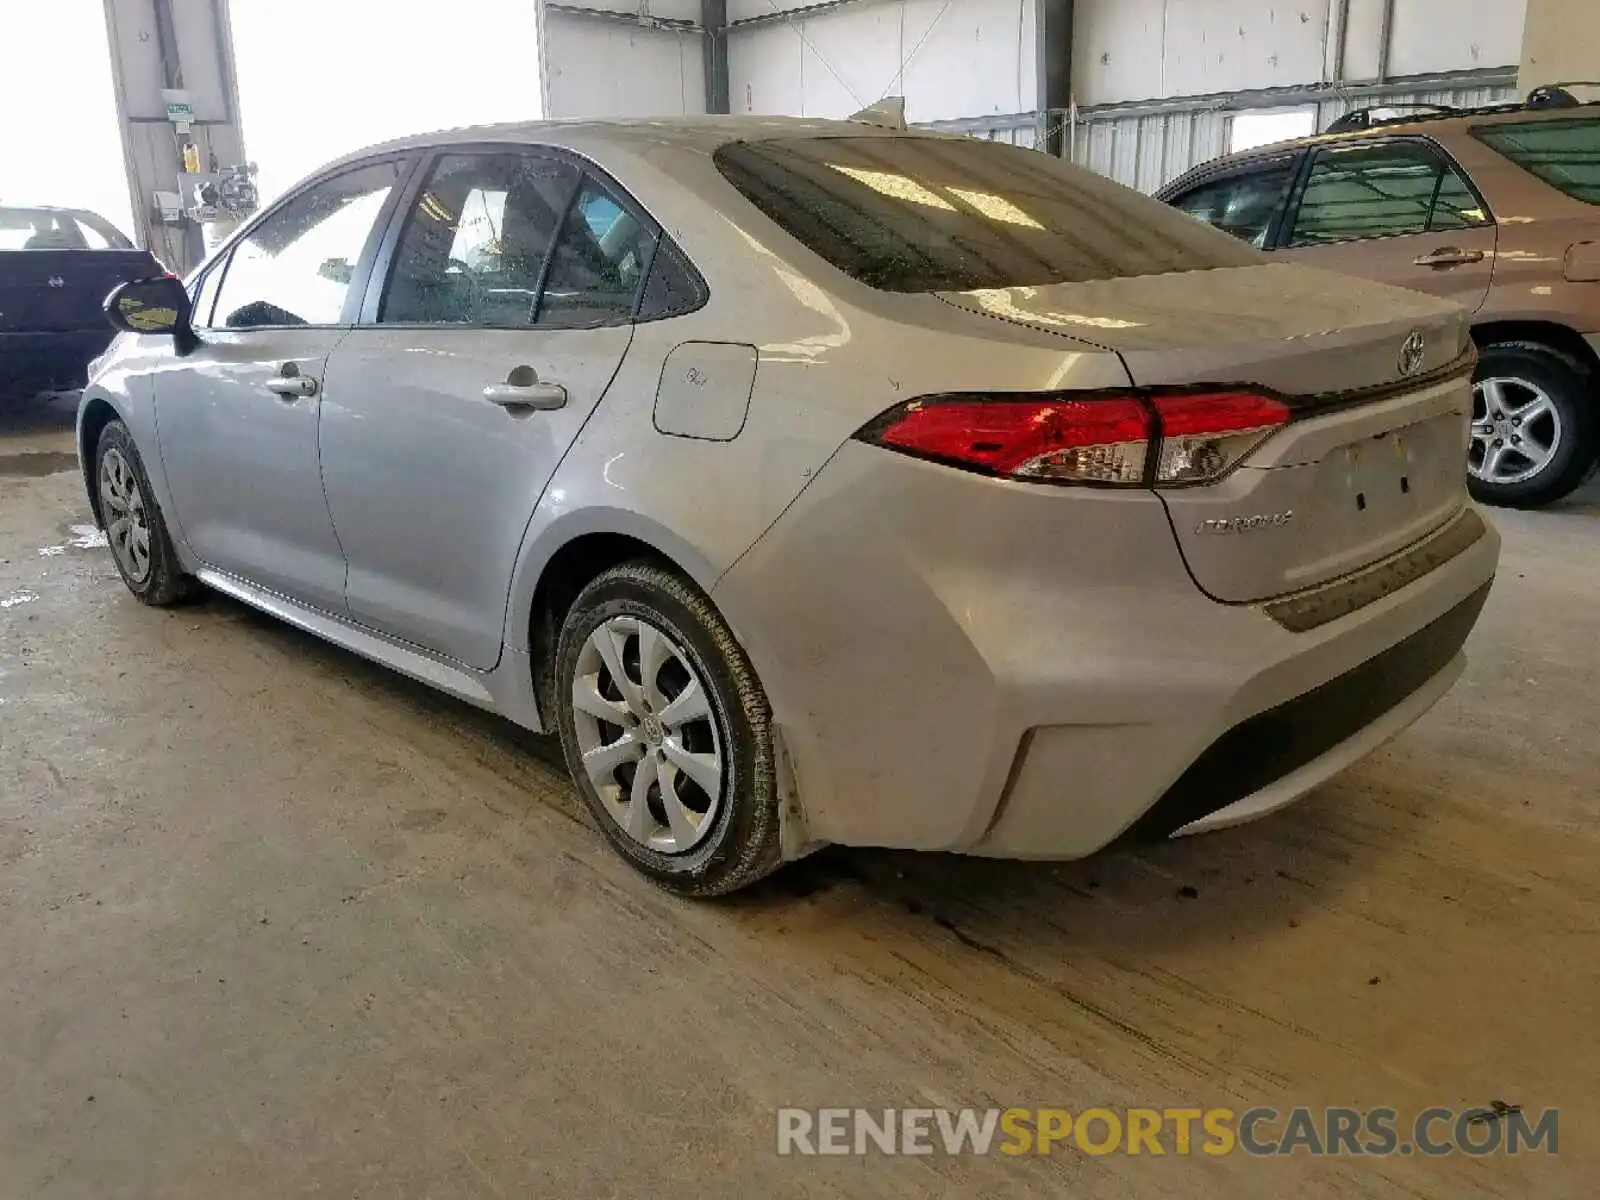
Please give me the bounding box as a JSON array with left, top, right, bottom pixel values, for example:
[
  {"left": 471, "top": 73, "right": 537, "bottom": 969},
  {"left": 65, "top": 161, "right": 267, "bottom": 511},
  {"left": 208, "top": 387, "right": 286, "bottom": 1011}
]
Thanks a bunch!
[{"left": 1, "top": 394, "right": 1597, "bottom": 1198}]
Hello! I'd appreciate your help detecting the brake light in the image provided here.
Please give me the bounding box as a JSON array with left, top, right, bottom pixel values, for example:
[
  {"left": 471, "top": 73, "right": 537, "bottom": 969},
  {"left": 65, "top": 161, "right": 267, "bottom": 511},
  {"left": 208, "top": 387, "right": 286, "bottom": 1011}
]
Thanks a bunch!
[{"left": 857, "top": 390, "right": 1290, "bottom": 487}]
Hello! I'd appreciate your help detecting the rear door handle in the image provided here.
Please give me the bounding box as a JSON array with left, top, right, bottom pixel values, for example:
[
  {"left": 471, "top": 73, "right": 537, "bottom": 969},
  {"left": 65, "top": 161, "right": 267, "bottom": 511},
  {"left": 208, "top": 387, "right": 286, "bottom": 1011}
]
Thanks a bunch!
[
  {"left": 483, "top": 365, "right": 567, "bottom": 411},
  {"left": 1414, "top": 247, "right": 1485, "bottom": 268},
  {"left": 265, "top": 375, "right": 318, "bottom": 398}
]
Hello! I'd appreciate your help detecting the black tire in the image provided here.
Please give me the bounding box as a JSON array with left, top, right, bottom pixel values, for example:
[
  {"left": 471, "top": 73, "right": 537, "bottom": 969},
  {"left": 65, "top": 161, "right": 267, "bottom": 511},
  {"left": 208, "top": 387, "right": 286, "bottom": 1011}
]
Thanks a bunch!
[
  {"left": 1467, "top": 341, "right": 1600, "bottom": 509},
  {"left": 94, "top": 420, "right": 197, "bottom": 606},
  {"left": 553, "top": 560, "right": 782, "bottom": 897}
]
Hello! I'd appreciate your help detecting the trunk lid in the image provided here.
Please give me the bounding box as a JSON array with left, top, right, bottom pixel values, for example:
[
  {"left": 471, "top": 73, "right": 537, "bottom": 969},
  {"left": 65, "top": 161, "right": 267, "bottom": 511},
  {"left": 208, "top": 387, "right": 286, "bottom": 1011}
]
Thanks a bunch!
[
  {"left": 940, "top": 263, "right": 1474, "bottom": 602},
  {"left": 0, "top": 249, "right": 159, "bottom": 333}
]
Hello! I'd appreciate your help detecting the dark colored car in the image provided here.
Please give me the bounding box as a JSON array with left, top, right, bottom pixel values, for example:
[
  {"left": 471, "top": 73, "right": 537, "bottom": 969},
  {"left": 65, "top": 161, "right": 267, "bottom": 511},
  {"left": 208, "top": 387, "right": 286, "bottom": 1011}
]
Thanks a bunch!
[
  {"left": 1158, "top": 90, "right": 1600, "bottom": 508},
  {"left": 1, "top": 205, "right": 160, "bottom": 400}
]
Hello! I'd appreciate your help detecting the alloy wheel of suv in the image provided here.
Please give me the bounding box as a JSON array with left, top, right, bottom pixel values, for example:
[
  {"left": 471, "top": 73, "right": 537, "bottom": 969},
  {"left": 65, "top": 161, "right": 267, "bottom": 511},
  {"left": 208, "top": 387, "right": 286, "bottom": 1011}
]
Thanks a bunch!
[
  {"left": 1466, "top": 341, "right": 1599, "bottom": 509},
  {"left": 1470, "top": 376, "right": 1561, "bottom": 487}
]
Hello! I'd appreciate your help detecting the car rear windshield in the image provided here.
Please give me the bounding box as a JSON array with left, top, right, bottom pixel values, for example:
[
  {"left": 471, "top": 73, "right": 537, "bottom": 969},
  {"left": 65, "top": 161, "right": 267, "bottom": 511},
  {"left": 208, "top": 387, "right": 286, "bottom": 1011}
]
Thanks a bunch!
[
  {"left": 714, "top": 136, "right": 1263, "bottom": 292},
  {"left": 1475, "top": 117, "right": 1600, "bottom": 204}
]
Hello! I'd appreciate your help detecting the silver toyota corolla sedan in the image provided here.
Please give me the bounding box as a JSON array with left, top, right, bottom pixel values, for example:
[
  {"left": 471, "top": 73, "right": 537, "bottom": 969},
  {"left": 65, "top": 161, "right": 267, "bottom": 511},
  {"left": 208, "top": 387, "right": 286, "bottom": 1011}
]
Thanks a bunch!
[{"left": 81, "top": 116, "right": 1500, "bottom": 894}]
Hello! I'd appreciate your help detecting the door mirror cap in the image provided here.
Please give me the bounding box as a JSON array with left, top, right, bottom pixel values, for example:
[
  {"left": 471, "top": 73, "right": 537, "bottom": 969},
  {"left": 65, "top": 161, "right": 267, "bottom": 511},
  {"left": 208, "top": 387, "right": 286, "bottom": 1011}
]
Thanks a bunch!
[{"left": 104, "top": 275, "right": 193, "bottom": 338}]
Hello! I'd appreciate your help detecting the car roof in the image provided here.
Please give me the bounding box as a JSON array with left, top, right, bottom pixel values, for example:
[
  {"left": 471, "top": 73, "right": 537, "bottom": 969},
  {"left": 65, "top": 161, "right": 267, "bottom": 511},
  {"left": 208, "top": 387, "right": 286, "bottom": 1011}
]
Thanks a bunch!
[
  {"left": 1160, "top": 100, "right": 1600, "bottom": 193},
  {"left": 333, "top": 114, "right": 946, "bottom": 167}
]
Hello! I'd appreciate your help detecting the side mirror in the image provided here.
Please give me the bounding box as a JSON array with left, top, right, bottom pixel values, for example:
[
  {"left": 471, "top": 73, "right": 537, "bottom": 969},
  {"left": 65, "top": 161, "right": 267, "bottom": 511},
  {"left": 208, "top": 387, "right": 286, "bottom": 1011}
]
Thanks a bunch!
[{"left": 105, "top": 276, "right": 196, "bottom": 348}]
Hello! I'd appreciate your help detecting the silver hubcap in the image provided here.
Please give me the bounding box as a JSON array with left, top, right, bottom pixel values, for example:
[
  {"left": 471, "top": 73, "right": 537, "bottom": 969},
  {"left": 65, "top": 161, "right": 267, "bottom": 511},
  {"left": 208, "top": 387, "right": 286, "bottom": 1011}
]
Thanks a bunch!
[
  {"left": 99, "top": 448, "right": 152, "bottom": 584},
  {"left": 1471, "top": 377, "right": 1561, "bottom": 486},
  {"left": 571, "top": 616, "right": 723, "bottom": 855}
]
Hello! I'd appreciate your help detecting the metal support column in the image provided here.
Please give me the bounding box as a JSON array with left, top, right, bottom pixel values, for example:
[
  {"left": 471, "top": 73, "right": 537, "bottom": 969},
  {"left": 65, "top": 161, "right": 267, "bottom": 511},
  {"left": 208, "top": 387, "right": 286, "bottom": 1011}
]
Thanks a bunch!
[
  {"left": 1035, "top": 0, "right": 1073, "bottom": 156},
  {"left": 703, "top": 0, "right": 730, "bottom": 114},
  {"left": 101, "top": 0, "right": 248, "bottom": 272}
]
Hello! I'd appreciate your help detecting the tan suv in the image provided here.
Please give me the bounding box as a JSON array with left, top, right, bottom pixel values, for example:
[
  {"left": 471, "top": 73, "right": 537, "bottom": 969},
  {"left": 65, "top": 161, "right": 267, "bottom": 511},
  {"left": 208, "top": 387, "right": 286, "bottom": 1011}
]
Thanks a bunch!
[{"left": 1158, "top": 88, "right": 1600, "bottom": 508}]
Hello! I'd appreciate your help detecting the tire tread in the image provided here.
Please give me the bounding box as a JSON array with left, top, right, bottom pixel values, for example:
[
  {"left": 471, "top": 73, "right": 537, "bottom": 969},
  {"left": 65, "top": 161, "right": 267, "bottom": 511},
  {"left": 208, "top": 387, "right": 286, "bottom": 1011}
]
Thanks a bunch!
[{"left": 95, "top": 421, "right": 198, "bottom": 607}]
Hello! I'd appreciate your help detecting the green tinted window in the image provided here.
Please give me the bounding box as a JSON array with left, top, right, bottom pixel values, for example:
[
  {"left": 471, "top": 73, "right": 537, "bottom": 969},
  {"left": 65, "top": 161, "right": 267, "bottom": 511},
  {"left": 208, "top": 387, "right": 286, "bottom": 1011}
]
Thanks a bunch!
[
  {"left": 1429, "top": 169, "right": 1490, "bottom": 230},
  {"left": 1289, "top": 143, "right": 1485, "bottom": 245},
  {"left": 1476, "top": 118, "right": 1600, "bottom": 205}
]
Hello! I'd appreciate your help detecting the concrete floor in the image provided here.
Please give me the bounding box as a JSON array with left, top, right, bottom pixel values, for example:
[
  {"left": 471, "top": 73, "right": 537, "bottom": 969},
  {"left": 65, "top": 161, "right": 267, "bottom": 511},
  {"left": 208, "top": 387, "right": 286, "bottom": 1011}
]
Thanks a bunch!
[{"left": 1, "top": 394, "right": 1597, "bottom": 1199}]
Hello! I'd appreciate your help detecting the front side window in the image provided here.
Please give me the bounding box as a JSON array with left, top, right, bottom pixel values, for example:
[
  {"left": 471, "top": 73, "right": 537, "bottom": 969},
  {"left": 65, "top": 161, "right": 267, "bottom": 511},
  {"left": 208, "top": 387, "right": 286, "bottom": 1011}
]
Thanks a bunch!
[
  {"left": 1475, "top": 117, "right": 1600, "bottom": 205},
  {"left": 1287, "top": 143, "right": 1486, "bottom": 247},
  {"left": 715, "top": 136, "right": 1262, "bottom": 292},
  {"left": 538, "top": 179, "right": 658, "bottom": 328},
  {"left": 211, "top": 160, "right": 402, "bottom": 329},
  {"left": 381, "top": 152, "right": 578, "bottom": 327},
  {"left": 1170, "top": 161, "right": 1296, "bottom": 247}
]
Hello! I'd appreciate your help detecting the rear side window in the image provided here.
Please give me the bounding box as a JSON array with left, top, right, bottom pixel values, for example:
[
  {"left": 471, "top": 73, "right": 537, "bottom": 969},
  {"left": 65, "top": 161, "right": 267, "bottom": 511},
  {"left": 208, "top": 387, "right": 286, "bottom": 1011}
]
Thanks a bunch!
[
  {"left": 1475, "top": 118, "right": 1600, "bottom": 205},
  {"left": 381, "top": 151, "right": 579, "bottom": 327},
  {"left": 715, "top": 136, "right": 1262, "bottom": 292},
  {"left": 1287, "top": 142, "right": 1487, "bottom": 246},
  {"left": 1169, "top": 160, "right": 1296, "bottom": 247},
  {"left": 538, "top": 178, "right": 658, "bottom": 329},
  {"left": 637, "top": 237, "right": 706, "bottom": 321}
]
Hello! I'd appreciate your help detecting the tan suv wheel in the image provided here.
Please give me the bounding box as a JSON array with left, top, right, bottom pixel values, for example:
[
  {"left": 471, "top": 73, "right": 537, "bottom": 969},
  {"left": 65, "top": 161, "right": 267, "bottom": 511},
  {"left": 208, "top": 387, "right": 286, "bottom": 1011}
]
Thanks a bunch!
[{"left": 1468, "top": 341, "right": 1599, "bottom": 510}]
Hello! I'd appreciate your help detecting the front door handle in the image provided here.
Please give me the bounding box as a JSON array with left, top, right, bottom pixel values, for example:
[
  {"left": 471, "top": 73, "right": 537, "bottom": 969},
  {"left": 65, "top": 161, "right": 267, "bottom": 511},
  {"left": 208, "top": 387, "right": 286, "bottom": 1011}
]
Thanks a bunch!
[
  {"left": 265, "top": 375, "right": 318, "bottom": 398},
  {"left": 1414, "top": 247, "right": 1486, "bottom": 268},
  {"left": 483, "top": 365, "right": 567, "bottom": 411},
  {"left": 265, "top": 362, "right": 318, "bottom": 399}
]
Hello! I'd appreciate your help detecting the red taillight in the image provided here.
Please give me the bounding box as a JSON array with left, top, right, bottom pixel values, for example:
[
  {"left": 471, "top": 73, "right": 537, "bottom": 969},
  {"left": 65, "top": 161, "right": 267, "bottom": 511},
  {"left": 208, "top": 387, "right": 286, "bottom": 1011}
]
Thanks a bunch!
[
  {"left": 871, "top": 396, "right": 1152, "bottom": 484},
  {"left": 858, "top": 389, "right": 1290, "bottom": 487}
]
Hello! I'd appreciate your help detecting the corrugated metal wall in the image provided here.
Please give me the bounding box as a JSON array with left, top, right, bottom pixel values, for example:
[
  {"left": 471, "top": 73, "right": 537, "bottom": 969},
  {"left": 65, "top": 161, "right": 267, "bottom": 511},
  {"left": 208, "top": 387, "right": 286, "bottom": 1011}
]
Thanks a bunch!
[{"left": 921, "top": 73, "right": 1519, "bottom": 193}]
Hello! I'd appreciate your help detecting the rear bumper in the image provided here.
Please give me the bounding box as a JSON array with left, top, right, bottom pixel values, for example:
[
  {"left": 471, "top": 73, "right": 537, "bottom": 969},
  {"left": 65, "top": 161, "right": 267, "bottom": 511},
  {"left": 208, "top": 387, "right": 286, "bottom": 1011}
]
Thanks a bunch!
[
  {"left": 0, "top": 329, "right": 114, "bottom": 392},
  {"left": 1114, "top": 579, "right": 1486, "bottom": 843},
  {"left": 966, "top": 544, "right": 1493, "bottom": 859},
  {"left": 716, "top": 441, "right": 1500, "bottom": 859}
]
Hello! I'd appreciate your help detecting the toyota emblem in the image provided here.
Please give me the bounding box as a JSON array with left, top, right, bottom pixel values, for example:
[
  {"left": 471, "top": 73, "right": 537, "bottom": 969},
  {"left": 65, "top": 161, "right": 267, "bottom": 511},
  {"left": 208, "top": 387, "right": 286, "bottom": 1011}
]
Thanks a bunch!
[{"left": 1398, "top": 330, "right": 1427, "bottom": 377}]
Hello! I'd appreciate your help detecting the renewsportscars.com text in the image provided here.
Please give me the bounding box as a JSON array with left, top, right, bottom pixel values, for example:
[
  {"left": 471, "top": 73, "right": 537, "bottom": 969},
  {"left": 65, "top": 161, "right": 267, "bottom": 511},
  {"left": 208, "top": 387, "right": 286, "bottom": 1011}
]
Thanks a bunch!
[{"left": 776, "top": 1106, "right": 1558, "bottom": 1158}]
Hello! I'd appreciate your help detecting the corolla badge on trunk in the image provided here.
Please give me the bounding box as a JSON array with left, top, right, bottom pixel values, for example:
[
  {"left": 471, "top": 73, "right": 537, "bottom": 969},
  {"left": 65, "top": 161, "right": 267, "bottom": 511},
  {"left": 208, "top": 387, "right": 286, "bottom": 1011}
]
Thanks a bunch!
[
  {"left": 1195, "top": 510, "right": 1295, "bottom": 535},
  {"left": 1398, "top": 330, "right": 1427, "bottom": 377}
]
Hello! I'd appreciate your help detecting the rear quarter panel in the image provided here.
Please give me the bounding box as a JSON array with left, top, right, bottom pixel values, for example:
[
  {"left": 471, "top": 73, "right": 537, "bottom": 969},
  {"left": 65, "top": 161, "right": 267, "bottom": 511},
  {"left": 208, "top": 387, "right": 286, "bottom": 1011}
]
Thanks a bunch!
[
  {"left": 503, "top": 136, "right": 1132, "bottom": 657},
  {"left": 1435, "top": 125, "right": 1600, "bottom": 334}
]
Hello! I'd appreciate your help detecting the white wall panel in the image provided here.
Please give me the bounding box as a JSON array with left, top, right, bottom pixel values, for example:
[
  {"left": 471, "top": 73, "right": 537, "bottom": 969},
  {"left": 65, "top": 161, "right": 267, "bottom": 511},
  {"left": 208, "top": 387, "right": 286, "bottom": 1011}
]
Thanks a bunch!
[
  {"left": 729, "top": 22, "right": 803, "bottom": 113},
  {"left": 728, "top": 0, "right": 1033, "bottom": 122},
  {"left": 801, "top": 6, "right": 905, "bottom": 114},
  {"left": 1071, "top": 0, "right": 1523, "bottom": 107},
  {"left": 1387, "top": 0, "right": 1527, "bottom": 77},
  {"left": 1522, "top": 0, "right": 1600, "bottom": 90},
  {"left": 1339, "top": 0, "right": 1385, "bottom": 81},
  {"left": 1074, "top": 0, "right": 1336, "bottom": 106},
  {"left": 899, "top": 0, "right": 1033, "bottom": 120},
  {"left": 542, "top": 14, "right": 704, "bottom": 118}
]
